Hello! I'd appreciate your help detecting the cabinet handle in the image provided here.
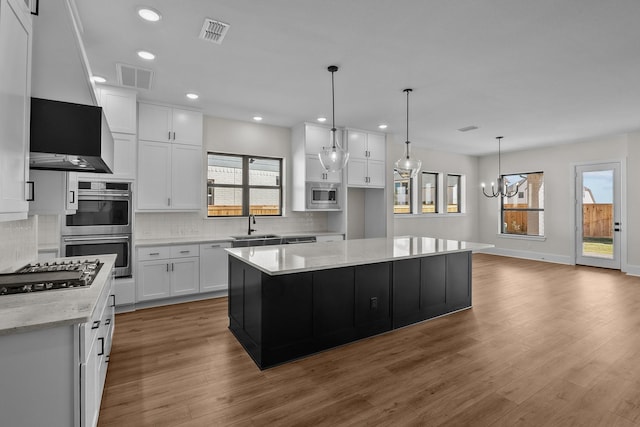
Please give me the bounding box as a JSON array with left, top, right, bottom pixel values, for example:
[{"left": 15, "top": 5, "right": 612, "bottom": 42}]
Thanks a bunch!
[
  {"left": 105, "top": 355, "right": 110, "bottom": 364},
  {"left": 168, "top": 131, "right": 171, "bottom": 140},
  {"left": 26, "top": 181, "right": 35, "bottom": 201},
  {"left": 92, "top": 320, "right": 100, "bottom": 329},
  {"left": 98, "top": 337, "right": 105, "bottom": 356},
  {"left": 173, "top": 132, "right": 176, "bottom": 140},
  {"left": 179, "top": 250, "right": 190, "bottom": 254},
  {"left": 110, "top": 294, "right": 116, "bottom": 307},
  {"left": 210, "top": 244, "right": 220, "bottom": 248},
  {"left": 166, "top": 263, "right": 169, "bottom": 272},
  {"left": 172, "top": 263, "right": 174, "bottom": 271},
  {"left": 105, "top": 318, "right": 111, "bottom": 326},
  {"left": 168, "top": 198, "right": 171, "bottom": 206},
  {"left": 69, "top": 190, "right": 75, "bottom": 204},
  {"left": 30, "top": 0, "right": 39, "bottom": 15},
  {"left": 149, "top": 252, "right": 160, "bottom": 256}
]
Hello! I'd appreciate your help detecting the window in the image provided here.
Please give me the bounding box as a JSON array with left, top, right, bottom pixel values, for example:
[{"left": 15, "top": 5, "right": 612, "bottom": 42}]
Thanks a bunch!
[
  {"left": 447, "top": 174, "right": 461, "bottom": 213},
  {"left": 393, "top": 170, "right": 411, "bottom": 214},
  {"left": 421, "top": 172, "right": 438, "bottom": 213},
  {"left": 207, "top": 153, "right": 282, "bottom": 217},
  {"left": 501, "top": 172, "right": 544, "bottom": 236}
]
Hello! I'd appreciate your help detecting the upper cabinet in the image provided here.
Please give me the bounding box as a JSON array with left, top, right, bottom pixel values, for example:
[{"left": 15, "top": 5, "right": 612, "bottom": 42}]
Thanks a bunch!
[
  {"left": 346, "top": 129, "right": 386, "bottom": 188},
  {"left": 96, "top": 86, "right": 137, "bottom": 134},
  {"left": 0, "top": 0, "right": 32, "bottom": 221},
  {"left": 137, "top": 102, "right": 203, "bottom": 211},
  {"left": 138, "top": 103, "right": 203, "bottom": 146},
  {"left": 291, "top": 123, "right": 344, "bottom": 211}
]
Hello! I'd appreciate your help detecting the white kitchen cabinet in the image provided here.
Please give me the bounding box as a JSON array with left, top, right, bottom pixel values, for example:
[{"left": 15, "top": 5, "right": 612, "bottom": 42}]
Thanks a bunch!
[
  {"left": 97, "top": 86, "right": 137, "bottom": 134},
  {"left": 138, "top": 102, "right": 203, "bottom": 146},
  {"left": 137, "top": 141, "right": 202, "bottom": 210},
  {"left": 137, "top": 245, "right": 200, "bottom": 301},
  {"left": 305, "top": 155, "right": 341, "bottom": 183},
  {"left": 200, "top": 241, "right": 232, "bottom": 292},
  {"left": 28, "top": 170, "right": 78, "bottom": 215},
  {"left": 111, "top": 133, "right": 137, "bottom": 180},
  {"left": 0, "top": 0, "right": 32, "bottom": 221},
  {"left": 346, "top": 129, "right": 386, "bottom": 188}
]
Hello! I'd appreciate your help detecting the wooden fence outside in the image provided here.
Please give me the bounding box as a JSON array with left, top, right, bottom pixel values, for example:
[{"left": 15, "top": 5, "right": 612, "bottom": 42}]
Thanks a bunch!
[
  {"left": 582, "top": 203, "right": 613, "bottom": 238},
  {"left": 208, "top": 205, "right": 280, "bottom": 216}
]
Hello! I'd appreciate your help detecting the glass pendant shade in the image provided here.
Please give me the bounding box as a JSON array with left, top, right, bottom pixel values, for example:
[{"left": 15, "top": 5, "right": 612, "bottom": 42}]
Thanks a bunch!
[
  {"left": 394, "top": 88, "right": 421, "bottom": 179},
  {"left": 319, "top": 129, "right": 349, "bottom": 172},
  {"left": 319, "top": 65, "right": 349, "bottom": 172}
]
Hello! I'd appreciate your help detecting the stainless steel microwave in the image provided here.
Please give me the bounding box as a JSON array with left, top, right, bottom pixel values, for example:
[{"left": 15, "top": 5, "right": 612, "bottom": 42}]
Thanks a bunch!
[{"left": 306, "top": 183, "right": 341, "bottom": 210}]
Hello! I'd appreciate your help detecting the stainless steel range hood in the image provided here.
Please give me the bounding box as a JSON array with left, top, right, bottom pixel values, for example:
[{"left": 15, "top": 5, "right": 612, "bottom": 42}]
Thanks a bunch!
[{"left": 29, "top": 98, "right": 114, "bottom": 173}]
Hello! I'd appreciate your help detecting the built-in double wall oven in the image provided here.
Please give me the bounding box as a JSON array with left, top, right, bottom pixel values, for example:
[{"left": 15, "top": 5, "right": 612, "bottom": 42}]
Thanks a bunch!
[{"left": 61, "top": 180, "right": 132, "bottom": 278}]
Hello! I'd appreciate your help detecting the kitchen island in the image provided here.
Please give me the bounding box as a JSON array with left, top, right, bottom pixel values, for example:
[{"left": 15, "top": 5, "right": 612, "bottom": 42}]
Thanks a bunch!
[{"left": 226, "top": 236, "right": 492, "bottom": 369}]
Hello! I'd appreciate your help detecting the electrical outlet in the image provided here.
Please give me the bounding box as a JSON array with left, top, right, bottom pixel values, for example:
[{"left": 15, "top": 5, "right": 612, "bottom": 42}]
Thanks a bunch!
[{"left": 370, "top": 297, "right": 378, "bottom": 310}]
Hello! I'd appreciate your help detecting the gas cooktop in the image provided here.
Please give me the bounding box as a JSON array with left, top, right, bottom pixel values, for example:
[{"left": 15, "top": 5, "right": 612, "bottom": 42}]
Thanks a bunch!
[{"left": 0, "top": 259, "right": 103, "bottom": 296}]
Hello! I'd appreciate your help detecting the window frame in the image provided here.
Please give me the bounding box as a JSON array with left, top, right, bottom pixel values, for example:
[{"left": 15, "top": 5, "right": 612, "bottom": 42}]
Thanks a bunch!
[
  {"left": 500, "top": 171, "right": 544, "bottom": 237},
  {"left": 446, "top": 174, "right": 462, "bottom": 213},
  {"left": 393, "top": 169, "right": 413, "bottom": 215},
  {"left": 420, "top": 171, "right": 439, "bottom": 214},
  {"left": 207, "top": 153, "right": 283, "bottom": 217}
]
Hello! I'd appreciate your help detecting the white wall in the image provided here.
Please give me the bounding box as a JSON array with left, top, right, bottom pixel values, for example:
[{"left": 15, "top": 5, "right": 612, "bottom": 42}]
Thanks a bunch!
[
  {"left": 135, "top": 116, "right": 328, "bottom": 240},
  {"left": 0, "top": 216, "right": 37, "bottom": 272},
  {"left": 386, "top": 134, "right": 480, "bottom": 242},
  {"left": 477, "top": 133, "right": 640, "bottom": 270}
]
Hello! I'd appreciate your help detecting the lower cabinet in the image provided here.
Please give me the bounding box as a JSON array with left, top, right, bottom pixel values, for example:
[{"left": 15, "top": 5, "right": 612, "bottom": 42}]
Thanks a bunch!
[
  {"left": 229, "top": 251, "right": 471, "bottom": 369},
  {"left": 199, "top": 242, "right": 231, "bottom": 292},
  {"left": 137, "top": 245, "right": 200, "bottom": 301}
]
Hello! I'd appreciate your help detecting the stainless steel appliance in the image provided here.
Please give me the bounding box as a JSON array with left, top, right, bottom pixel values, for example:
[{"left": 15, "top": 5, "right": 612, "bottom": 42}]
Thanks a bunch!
[
  {"left": 61, "top": 235, "right": 130, "bottom": 278},
  {"left": 61, "top": 180, "right": 132, "bottom": 278},
  {"left": 62, "top": 181, "right": 132, "bottom": 236},
  {"left": 0, "top": 259, "right": 103, "bottom": 296},
  {"left": 306, "top": 183, "right": 341, "bottom": 210}
]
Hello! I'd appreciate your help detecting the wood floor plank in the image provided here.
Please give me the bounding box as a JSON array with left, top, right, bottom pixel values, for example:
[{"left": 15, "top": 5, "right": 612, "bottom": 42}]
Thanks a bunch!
[{"left": 98, "top": 254, "right": 640, "bottom": 426}]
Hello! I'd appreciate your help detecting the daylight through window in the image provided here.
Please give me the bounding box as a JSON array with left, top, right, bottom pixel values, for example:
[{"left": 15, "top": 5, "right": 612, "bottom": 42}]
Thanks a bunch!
[{"left": 501, "top": 172, "right": 544, "bottom": 236}]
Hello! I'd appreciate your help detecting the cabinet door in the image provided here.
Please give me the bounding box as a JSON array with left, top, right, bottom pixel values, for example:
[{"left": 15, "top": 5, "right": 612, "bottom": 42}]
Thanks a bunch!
[
  {"left": 138, "top": 103, "right": 171, "bottom": 143},
  {"left": 200, "top": 242, "right": 231, "bottom": 292},
  {"left": 306, "top": 155, "right": 341, "bottom": 183},
  {"left": 313, "top": 267, "right": 356, "bottom": 347},
  {"left": 304, "top": 124, "right": 332, "bottom": 154},
  {"left": 366, "top": 160, "right": 386, "bottom": 188},
  {"left": 99, "top": 87, "right": 137, "bottom": 134},
  {"left": 112, "top": 133, "right": 137, "bottom": 180},
  {"left": 446, "top": 251, "right": 471, "bottom": 311},
  {"left": 171, "top": 144, "right": 202, "bottom": 210},
  {"left": 171, "top": 257, "right": 200, "bottom": 296},
  {"left": 65, "top": 172, "right": 78, "bottom": 211},
  {"left": 137, "top": 259, "right": 171, "bottom": 301},
  {"left": 137, "top": 140, "right": 171, "bottom": 210},
  {"left": 171, "top": 109, "right": 203, "bottom": 146},
  {"left": 355, "top": 263, "right": 391, "bottom": 337},
  {"left": 366, "top": 132, "right": 386, "bottom": 162},
  {"left": 0, "top": 0, "right": 31, "bottom": 221},
  {"left": 347, "top": 158, "right": 367, "bottom": 187},
  {"left": 347, "top": 130, "right": 368, "bottom": 160}
]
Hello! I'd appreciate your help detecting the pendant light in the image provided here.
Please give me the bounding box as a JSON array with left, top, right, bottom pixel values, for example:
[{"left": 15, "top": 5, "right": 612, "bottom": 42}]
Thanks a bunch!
[
  {"left": 318, "top": 65, "right": 349, "bottom": 172},
  {"left": 481, "top": 136, "right": 520, "bottom": 198},
  {"left": 394, "top": 88, "right": 422, "bottom": 179}
]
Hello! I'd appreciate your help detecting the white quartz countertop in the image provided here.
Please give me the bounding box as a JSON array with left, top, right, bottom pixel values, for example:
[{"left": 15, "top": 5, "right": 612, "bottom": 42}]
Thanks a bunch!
[
  {"left": 135, "top": 231, "right": 343, "bottom": 247},
  {"left": 0, "top": 254, "right": 116, "bottom": 336},
  {"left": 226, "top": 236, "right": 493, "bottom": 275}
]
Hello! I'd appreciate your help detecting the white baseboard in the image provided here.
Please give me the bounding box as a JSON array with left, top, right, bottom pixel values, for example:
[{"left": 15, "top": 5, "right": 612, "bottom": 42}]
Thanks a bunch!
[
  {"left": 624, "top": 264, "right": 640, "bottom": 277},
  {"left": 477, "top": 247, "right": 572, "bottom": 265}
]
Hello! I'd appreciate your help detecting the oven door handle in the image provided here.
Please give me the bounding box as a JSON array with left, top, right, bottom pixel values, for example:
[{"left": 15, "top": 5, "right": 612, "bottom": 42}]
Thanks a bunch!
[{"left": 63, "top": 235, "right": 130, "bottom": 242}]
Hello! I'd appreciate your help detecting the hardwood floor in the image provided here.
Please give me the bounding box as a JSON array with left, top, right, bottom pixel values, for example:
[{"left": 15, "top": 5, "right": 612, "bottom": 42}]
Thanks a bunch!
[{"left": 98, "top": 254, "right": 640, "bottom": 426}]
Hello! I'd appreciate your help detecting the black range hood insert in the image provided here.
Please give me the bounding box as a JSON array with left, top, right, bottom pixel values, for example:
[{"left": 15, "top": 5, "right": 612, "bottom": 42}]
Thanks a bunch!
[{"left": 30, "top": 98, "right": 114, "bottom": 173}]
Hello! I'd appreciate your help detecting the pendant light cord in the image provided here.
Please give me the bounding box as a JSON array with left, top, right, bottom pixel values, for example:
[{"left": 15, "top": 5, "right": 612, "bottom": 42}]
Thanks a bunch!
[
  {"left": 497, "top": 136, "right": 503, "bottom": 178},
  {"left": 404, "top": 88, "right": 413, "bottom": 159},
  {"left": 328, "top": 65, "right": 338, "bottom": 148}
]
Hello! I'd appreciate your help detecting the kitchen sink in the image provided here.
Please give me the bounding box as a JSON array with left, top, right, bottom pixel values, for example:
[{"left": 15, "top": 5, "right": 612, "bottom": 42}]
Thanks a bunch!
[{"left": 231, "top": 234, "right": 283, "bottom": 247}]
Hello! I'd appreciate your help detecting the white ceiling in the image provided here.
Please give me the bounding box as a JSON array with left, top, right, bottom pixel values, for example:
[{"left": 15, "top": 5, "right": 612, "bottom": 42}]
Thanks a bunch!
[{"left": 72, "top": 0, "right": 640, "bottom": 156}]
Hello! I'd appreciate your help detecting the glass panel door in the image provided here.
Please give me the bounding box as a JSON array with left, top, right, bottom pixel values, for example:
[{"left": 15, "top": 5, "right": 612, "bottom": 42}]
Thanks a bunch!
[{"left": 575, "top": 163, "right": 621, "bottom": 269}]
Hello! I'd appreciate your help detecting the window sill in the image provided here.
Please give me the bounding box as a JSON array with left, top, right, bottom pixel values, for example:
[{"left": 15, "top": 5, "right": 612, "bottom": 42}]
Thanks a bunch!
[
  {"left": 497, "top": 233, "right": 546, "bottom": 242},
  {"left": 394, "top": 213, "right": 467, "bottom": 218}
]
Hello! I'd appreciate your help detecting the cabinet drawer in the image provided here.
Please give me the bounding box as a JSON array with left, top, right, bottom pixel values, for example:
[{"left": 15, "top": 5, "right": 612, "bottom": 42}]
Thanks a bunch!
[
  {"left": 170, "top": 244, "right": 199, "bottom": 258},
  {"left": 138, "top": 246, "right": 171, "bottom": 261}
]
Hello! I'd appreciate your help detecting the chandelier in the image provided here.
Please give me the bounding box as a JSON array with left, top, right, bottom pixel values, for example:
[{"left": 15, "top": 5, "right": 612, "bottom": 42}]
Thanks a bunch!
[{"left": 481, "top": 136, "right": 520, "bottom": 198}]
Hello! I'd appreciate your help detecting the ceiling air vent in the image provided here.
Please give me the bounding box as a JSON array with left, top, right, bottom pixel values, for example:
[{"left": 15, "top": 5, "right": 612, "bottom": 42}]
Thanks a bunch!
[
  {"left": 199, "top": 18, "right": 230, "bottom": 44},
  {"left": 457, "top": 125, "right": 479, "bottom": 132},
  {"left": 116, "top": 63, "right": 154, "bottom": 90}
]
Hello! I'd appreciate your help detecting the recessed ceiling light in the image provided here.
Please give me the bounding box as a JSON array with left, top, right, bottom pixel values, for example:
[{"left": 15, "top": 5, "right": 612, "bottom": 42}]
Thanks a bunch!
[
  {"left": 90, "top": 75, "right": 106, "bottom": 83},
  {"left": 186, "top": 93, "right": 199, "bottom": 100},
  {"left": 317, "top": 117, "right": 327, "bottom": 123},
  {"left": 137, "top": 7, "right": 162, "bottom": 22},
  {"left": 253, "top": 116, "right": 263, "bottom": 121},
  {"left": 137, "top": 50, "right": 155, "bottom": 60},
  {"left": 378, "top": 124, "right": 388, "bottom": 130}
]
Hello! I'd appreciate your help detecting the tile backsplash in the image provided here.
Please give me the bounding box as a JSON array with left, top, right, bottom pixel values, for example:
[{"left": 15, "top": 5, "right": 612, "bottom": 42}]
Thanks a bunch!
[
  {"left": 135, "top": 212, "right": 328, "bottom": 240},
  {"left": 0, "top": 216, "right": 37, "bottom": 272}
]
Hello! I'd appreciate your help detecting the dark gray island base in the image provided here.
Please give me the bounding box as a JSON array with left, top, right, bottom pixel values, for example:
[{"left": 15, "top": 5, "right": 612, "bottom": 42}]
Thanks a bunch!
[{"left": 228, "top": 249, "right": 472, "bottom": 370}]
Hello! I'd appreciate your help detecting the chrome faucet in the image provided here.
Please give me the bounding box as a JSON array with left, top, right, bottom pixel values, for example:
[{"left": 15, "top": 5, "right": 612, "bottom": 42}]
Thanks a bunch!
[{"left": 248, "top": 214, "right": 257, "bottom": 235}]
